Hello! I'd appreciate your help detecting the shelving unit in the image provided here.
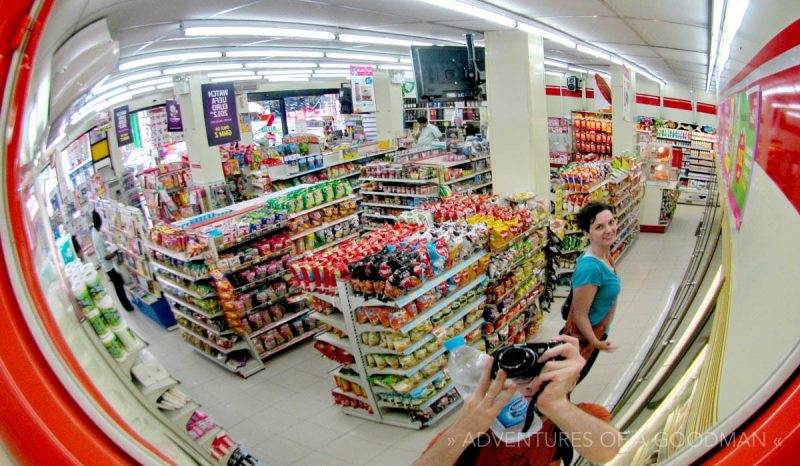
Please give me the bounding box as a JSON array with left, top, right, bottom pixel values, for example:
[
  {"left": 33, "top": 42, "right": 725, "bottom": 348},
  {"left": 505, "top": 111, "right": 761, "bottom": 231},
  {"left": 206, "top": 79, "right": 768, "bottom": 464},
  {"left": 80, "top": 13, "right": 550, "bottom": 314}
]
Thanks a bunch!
[
  {"left": 608, "top": 159, "right": 645, "bottom": 261},
  {"left": 572, "top": 111, "right": 613, "bottom": 162},
  {"left": 402, "top": 99, "right": 483, "bottom": 133},
  {"left": 138, "top": 162, "right": 199, "bottom": 223}
]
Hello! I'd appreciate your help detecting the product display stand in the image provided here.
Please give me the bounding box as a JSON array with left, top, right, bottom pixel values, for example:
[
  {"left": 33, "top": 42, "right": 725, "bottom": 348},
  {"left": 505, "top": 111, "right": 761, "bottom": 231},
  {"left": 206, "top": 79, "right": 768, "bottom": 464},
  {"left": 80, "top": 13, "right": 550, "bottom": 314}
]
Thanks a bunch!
[
  {"left": 639, "top": 143, "right": 680, "bottom": 233},
  {"left": 572, "top": 111, "right": 613, "bottom": 162},
  {"left": 607, "top": 157, "right": 645, "bottom": 262},
  {"left": 310, "top": 250, "right": 489, "bottom": 429}
]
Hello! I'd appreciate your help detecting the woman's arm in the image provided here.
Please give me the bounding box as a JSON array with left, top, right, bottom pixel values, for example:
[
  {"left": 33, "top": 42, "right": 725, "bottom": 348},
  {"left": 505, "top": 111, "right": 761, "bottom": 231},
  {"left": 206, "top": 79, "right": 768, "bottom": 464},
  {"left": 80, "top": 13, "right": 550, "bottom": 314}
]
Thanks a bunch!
[{"left": 572, "top": 284, "right": 603, "bottom": 347}]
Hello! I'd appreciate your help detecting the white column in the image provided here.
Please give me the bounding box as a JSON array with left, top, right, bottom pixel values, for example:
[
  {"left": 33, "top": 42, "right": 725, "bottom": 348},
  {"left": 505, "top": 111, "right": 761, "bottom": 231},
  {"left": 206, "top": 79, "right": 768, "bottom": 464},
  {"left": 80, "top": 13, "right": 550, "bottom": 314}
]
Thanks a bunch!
[
  {"left": 174, "top": 74, "right": 226, "bottom": 185},
  {"left": 373, "top": 71, "right": 404, "bottom": 140},
  {"left": 611, "top": 64, "right": 637, "bottom": 154},
  {"left": 485, "top": 30, "right": 550, "bottom": 196}
]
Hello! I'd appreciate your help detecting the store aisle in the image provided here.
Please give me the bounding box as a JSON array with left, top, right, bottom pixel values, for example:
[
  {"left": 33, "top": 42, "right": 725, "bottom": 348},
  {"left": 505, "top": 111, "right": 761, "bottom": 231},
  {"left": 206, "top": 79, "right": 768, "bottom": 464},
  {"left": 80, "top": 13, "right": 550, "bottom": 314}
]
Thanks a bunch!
[{"left": 124, "top": 204, "right": 705, "bottom": 465}]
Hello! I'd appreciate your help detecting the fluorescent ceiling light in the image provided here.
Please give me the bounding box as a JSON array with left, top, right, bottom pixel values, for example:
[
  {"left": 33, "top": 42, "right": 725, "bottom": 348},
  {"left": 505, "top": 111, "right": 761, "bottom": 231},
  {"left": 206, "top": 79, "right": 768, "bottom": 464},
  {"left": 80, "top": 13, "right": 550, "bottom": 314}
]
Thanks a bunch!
[
  {"left": 210, "top": 76, "right": 262, "bottom": 83},
  {"left": 545, "top": 71, "right": 564, "bottom": 77},
  {"left": 92, "top": 70, "right": 162, "bottom": 94},
  {"left": 568, "top": 66, "right": 589, "bottom": 74},
  {"left": 714, "top": 0, "right": 749, "bottom": 87},
  {"left": 225, "top": 49, "right": 324, "bottom": 58},
  {"left": 92, "top": 93, "right": 133, "bottom": 112},
  {"left": 256, "top": 70, "right": 313, "bottom": 76},
  {"left": 266, "top": 77, "right": 310, "bottom": 82},
  {"left": 164, "top": 63, "right": 243, "bottom": 74},
  {"left": 576, "top": 44, "right": 610, "bottom": 61},
  {"left": 128, "top": 77, "right": 172, "bottom": 89},
  {"left": 129, "top": 86, "right": 157, "bottom": 96},
  {"left": 400, "top": 58, "right": 412, "bottom": 64},
  {"left": 207, "top": 71, "right": 256, "bottom": 78},
  {"left": 314, "top": 75, "right": 349, "bottom": 79},
  {"left": 544, "top": 59, "right": 568, "bottom": 69},
  {"left": 52, "top": 133, "right": 66, "bottom": 146},
  {"left": 244, "top": 62, "right": 318, "bottom": 69},
  {"left": 313, "top": 72, "right": 350, "bottom": 77},
  {"left": 318, "top": 63, "right": 354, "bottom": 68},
  {"left": 338, "top": 34, "right": 433, "bottom": 47},
  {"left": 417, "top": 0, "right": 516, "bottom": 28},
  {"left": 184, "top": 26, "right": 335, "bottom": 40},
  {"left": 707, "top": 0, "right": 725, "bottom": 91},
  {"left": 326, "top": 52, "right": 399, "bottom": 63},
  {"left": 516, "top": 22, "right": 576, "bottom": 48},
  {"left": 119, "top": 52, "right": 222, "bottom": 71},
  {"left": 378, "top": 64, "right": 413, "bottom": 71},
  {"left": 156, "top": 83, "right": 173, "bottom": 89},
  {"left": 88, "top": 86, "right": 131, "bottom": 106}
]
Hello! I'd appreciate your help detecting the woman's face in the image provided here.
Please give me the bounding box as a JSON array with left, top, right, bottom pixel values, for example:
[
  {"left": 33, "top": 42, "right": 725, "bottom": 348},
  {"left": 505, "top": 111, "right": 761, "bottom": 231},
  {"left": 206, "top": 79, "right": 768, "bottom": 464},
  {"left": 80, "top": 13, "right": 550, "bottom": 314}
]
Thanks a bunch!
[{"left": 584, "top": 209, "right": 617, "bottom": 248}]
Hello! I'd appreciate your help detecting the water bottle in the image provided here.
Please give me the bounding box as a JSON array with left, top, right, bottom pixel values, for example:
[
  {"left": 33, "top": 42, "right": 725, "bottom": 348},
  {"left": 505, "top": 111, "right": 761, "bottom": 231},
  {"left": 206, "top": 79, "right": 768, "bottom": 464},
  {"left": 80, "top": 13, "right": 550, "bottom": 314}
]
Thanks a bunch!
[{"left": 444, "top": 336, "right": 542, "bottom": 443}]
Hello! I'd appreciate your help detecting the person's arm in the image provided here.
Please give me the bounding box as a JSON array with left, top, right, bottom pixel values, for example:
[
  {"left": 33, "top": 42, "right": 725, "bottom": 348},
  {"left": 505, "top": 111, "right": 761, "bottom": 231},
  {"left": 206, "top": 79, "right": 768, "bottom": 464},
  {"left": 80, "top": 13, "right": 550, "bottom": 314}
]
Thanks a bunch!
[
  {"left": 528, "top": 335, "right": 622, "bottom": 463},
  {"left": 572, "top": 265, "right": 614, "bottom": 351},
  {"left": 413, "top": 361, "right": 516, "bottom": 466},
  {"left": 432, "top": 124, "right": 443, "bottom": 140}
]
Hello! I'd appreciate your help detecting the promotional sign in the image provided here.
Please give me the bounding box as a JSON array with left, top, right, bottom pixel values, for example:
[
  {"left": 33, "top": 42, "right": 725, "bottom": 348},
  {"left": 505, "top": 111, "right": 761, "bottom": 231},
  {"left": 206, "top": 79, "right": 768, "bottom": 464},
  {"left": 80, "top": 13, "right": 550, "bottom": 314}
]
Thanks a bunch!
[
  {"left": 350, "top": 66, "right": 376, "bottom": 113},
  {"left": 165, "top": 99, "right": 183, "bottom": 132},
  {"left": 201, "top": 82, "right": 240, "bottom": 146},
  {"left": 593, "top": 74, "right": 612, "bottom": 113},
  {"left": 113, "top": 105, "right": 132, "bottom": 146},
  {"left": 719, "top": 85, "right": 761, "bottom": 230},
  {"left": 622, "top": 65, "right": 632, "bottom": 122},
  {"left": 547, "top": 117, "right": 571, "bottom": 165}
]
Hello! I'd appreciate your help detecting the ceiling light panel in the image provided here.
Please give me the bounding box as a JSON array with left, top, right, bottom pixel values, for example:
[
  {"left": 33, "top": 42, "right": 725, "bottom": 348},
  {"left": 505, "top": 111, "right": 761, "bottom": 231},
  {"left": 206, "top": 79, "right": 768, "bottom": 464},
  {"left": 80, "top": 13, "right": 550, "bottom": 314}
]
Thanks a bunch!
[
  {"left": 210, "top": 76, "right": 263, "bottom": 83},
  {"left": 257, "top": 70, "right": 313, "bottom": 76},
  {"left": 184, "top": 25, "right": 335, "bottom": 40},
  {"left": 417, "top": 0, "right": 516, "bottom": 28},
  {"left": 128, "top": 77, "right": 173, "bottom": 89},
  {"left": 92, "top": 70, "right": 162, "bottom": 94},
  {"left": 378, "top": 64, "right": 413, "bottom": 71},
  {"left": 544, "top": 59, "right": 568, "bottom": 69},
  {"left": 517, "top": 22, "right": 576, "bottom": 49},
  {"left": 163, "top": 63, "right": 243, "bottom": 74},
  {"left": 119, "top": 52, "right": 222, "bottom": 71},
  {"left": 338, "top": 34, "right": 433, "bottom": 47},
  {"left": 325, "top": 52, "right": 399, "bottom": 63},
  {"left": 207, "top": 71, "right": 256, "bottom": 78},
  {"left": 266, "top": 77, "right": 310, "bottom": 82},
  {"left": 225, "top": 50, "right": 324, "bottom": 58},
  {"left": 576, "top": 45, "right": 610, "bottom": 61},
  {"left": 244, "top": 62, "right": 318, "bottom": 68}
]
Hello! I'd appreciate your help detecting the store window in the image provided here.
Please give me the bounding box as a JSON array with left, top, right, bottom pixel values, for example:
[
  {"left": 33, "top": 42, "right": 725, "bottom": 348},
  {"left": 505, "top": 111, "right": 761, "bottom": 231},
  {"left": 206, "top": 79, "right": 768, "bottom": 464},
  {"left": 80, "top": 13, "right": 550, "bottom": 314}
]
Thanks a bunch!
[
  {"left": 249, "top": 99, "right": 284, "bottom": 146},
  {"left": 247, "top": 89, "right": 343, "bottom": 145}
]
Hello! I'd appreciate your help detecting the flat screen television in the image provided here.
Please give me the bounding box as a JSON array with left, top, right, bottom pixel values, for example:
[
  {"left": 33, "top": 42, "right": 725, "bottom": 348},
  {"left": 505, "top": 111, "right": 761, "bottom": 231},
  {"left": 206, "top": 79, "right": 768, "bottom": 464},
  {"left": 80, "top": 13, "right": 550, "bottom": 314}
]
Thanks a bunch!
[{"left": 410, "top": 46, "right": 485, "bottom": 100}]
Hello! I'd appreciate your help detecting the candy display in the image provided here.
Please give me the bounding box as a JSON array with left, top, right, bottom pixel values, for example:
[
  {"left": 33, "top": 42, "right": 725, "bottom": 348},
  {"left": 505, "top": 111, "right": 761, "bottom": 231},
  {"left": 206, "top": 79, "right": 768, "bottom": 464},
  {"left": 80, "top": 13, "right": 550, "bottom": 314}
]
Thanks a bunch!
[{"left": 148, "top": 224, "right": 209, "bottom": 256}]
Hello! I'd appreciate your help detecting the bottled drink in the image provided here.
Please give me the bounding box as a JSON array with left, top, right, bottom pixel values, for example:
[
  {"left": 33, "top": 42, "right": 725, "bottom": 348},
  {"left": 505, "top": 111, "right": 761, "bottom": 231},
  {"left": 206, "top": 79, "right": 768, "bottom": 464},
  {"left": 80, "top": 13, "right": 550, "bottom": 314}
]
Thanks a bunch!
[{"left": 444, "top": 336, "right": 542, "bottom": 443}]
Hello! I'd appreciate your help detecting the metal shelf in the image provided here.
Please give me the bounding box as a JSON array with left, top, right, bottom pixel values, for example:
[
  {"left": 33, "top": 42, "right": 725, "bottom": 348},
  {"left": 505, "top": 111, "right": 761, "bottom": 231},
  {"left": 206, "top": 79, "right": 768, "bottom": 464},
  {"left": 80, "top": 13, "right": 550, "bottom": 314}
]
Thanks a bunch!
[
  {"left": 310, "top": 311, "right": 346, "bottom": 331},
  {"left": 179, "top": 325, "right": 244, "bottom": 354},
  {"left": 216, "top": 246, "right": 293, "bottom": 275},
  {"left": 164, "top": 292, "right": 221, "bottom": 319},
  {"left": 258, "top": 328, "right": 323, "bottom": 359},
  {"left": 360, "top": 190, "right": 437, "bottom": 198},
  {"left": 289, "top": 213, "right": 358, "bottom": 241},
  {"left": 156, "top": 276, "right": 216, "bottom": 299},
  {"left": 444, "top": 169, "right": 492, "bottom": 185},
  {"left": 361, "top": 202, "right": 417, "bottom": 210},
  {"left": 302, "top": 233, "right": 360, "bottom": 256},
  {"left": 174, "top": 309, "right": 233, "bottom": 336},
  {"left": 455, "top": 181, "right": 492, "bottom": 193},
  {"left": 215, "top": 221, "right": 288, "bottom": 252},
  {"left": 315, "top": 330, "right": 352, "bottom": 352},
  {"left": 288, "top": 194, "right": 357, "bottom": 219},
  {"left": 248, "top": 309, "right": 313, "bottom": 339},
  {"left": 145, "top": 240, "right": 206, "bottom": 262},
  {"left": 360, "top": 177, "right": 438, "bottom": 185},
  {"left": 151, "top": 261, "right": 208, "bottom": 282}
]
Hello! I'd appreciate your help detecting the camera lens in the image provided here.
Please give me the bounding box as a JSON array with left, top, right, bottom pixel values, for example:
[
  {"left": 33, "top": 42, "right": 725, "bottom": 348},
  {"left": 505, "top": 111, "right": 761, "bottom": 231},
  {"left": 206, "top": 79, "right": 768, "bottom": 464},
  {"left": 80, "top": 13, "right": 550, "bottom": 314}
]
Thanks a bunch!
[{"left": 496, "top": 346, "right": 538, "bottom": 379}]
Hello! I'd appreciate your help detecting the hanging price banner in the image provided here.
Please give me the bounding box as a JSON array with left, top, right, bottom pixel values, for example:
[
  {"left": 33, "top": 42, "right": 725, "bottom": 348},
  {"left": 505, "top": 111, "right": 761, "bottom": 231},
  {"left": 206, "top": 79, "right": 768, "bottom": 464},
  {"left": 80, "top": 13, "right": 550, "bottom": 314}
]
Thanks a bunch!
[{"left": 201, "top": 82, "right": 240, "bottom": 146}]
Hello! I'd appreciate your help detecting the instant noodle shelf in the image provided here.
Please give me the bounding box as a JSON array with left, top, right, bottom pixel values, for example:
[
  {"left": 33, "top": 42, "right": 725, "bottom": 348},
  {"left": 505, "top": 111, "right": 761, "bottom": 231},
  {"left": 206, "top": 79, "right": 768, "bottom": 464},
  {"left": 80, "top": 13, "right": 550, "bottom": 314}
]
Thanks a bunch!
[
  {"left": 289, "top": 213, "right": 358, "bottom": 241},
  {"left": 248, "top": 309, "right": 314, "bottom": 339},
  {"left": 360, "top": 191, "right": 437, "bottom": 198},
  {"left": 310, "top": 311, "right": 346, "bottom": 331},
  {"left": 361, "top": 202, "right": 417, "bottom": 210},
  {"left": 145, "top": 240, "right": 207, "bottom": 262},
  {"left": 365, "top": 318, "right": 485, "bottom": 377},
  {"left": 175, "top": 309, "right": 233, "bottom": 336},
  {"left": 287, "top": 194, "right": 357, "bottom": 219},
  {"left": 164, "top": 292, "right": 220, "bottom": 318},
  {"left": 360, "top": 177, "right": 439, "bottom": 185},
  {"left": 216, "top": 246, "right": 293, "bottom": 275},
  {"left": 259, "top": 328, "right": 324, "bottom": 360},
  {"left": 303, "top": 233, "right": 359, "bottom": 256},
  {"left": 179, "top": 326, "right": 247, "bottom": 354},
  {"left": 151, "top": 261, "right": 209, "bottom": 282},
  {"left": 230, "top": 271, "right": 290, "bottom": 294},
  {"left": 443, "top": 169, "right": 492, "bottom": 185},
  {"left": 315, "top": 330, "right": 352, "bottom": 352},
  {"left": 361, "top": 296, "right": 487, "bottom": 356},
  {"left": 351, "top": 251, "right": 489, "bottom": 310},
  {"left": 157, "top": 276, "right": 216, "bottom": 299},
  {"left": 215, "top": 221, "right": 288, "bottom": 252}
]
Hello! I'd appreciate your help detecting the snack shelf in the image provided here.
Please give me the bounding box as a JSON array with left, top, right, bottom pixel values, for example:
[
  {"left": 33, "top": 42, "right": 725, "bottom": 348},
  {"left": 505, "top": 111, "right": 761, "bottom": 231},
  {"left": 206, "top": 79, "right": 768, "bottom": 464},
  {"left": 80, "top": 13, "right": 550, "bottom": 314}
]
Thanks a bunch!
[
  {"left": 655, "top": 135, "right": 692, "bottom": 143},
  {"left": 215, "top": 246, "right": 294, "bottom": 275},
  {"left": 361, "top": 296, "right": 487, "bottom": 356},
  {"left": 329, "top": 171, "right": 360, "bottom": 182},
  {"left": 490, "top": 219, "right": 548, "bottom": 253},
  {"left": 443, "top": 169, "right": 492, "bottom": 185},
  {"left": 563, "top": 179, "right": 608, "bottom": 195},
  {"left": 611, "top": 223, "right": 639, "bottom": 254},
  {"left": 330, "top": 365, "right": 363, "bottom": 386},
  {"left": 190, "top": 343, "right": 263, "bottom": 379},
  {"left": 360, "top": 177, "right": 439, "bottom": 185},
  {"left": 309, "top": 291, "right": 341, "bottom": 308},
  {"left": 270, "top": 147, "right": 398, "bottom": 182},
  {"left": 259, "top": 328, "right": 324, "bottom": 360},
  {"left": 352, "top": 251, "right": 489, "bottom": 310},
  {"left": 151, "top": 261, "right": 209, "bottom": 282},
  {"left": 488, "top": 271, "right": 543, "bottom": 307},
  {"left": 455, "top": 181, "right": 493, "bottom": 194},
  {"left": 117, "top": 244, "right": 144, "bottom": 260},
  {"left": 310, "top": 311, "right": 346, "bottom": 331},
  {"left": 341, "top": 146, "right": 400, "bottom": 163},
  {"left": 488, "top": 244, "right": 545, "bottom": 282},
  {"left": 270, "top": 157, "right": 337, "bottom": 181},
  {"left": 157, "top": 276, "right": 216, "bottom": 299},
  {"left": 175, "top": 309, "right": 233, "bottom": 336},
  {"left": 424, "top": 397, "right": 463, "bottom": 426},
  {"left": 333, "top": 387, "right": 367, "bottom": 401},
  {"left": 215, "top": 221, "right": 288, "bottom": 252},
  {"left": 289, "top": 213, "right": 358, "bottom": 241},
  {"left": 490, "top": 284, "right": 544, "bottom": 318},
  {"left": 429, "top": 154, "right": 490, "bottom": 168},
  {"left": 360, "top": 202, "right": 417, "bottom": 210},
  {"left": 230, "top": 271, "right": 289, "bottom": 294},
  {"left": 179, "top": 326, "right": 245, "bottom": 354},
  {"left": 303, "top": 233, "right": 359, "bottom": 256},
  {"left": 145, "top": 240, "right": 207, "bottom": 262},
  {"left": 365, "top": 318, "right": 484, "bottom": 377},
  {"left": 488, "top": 315, "right": 537, "bottom": 354},
  {"left": 362, "top": 213, "right": 397, "bottom": 221},
  {"left": 288, "top": 194, "right": 357, "bottom": 219},
  {"left": 419, "top": 383, "right": 456, "bottom": 410},
  {"left": 248, "top": 309, "right": 314, "bottom": 339},
  {"left": 315, "top": 330, "right": 352, "bottom": 352},
  {"left": 360, "top": 190, "right": 437, "bottom": 198},
  {"left": 164, "top": 292, "right": 220, "bottom": 319}
]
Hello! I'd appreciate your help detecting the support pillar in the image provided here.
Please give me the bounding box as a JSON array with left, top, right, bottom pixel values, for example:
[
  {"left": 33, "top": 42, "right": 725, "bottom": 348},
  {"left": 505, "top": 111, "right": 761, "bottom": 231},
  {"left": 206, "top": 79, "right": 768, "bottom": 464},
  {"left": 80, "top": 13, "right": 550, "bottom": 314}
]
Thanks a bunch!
[
  {"left": 373, "top": 71, "right": 404, "bottom": 140},
  {"left": 611, "top": 64, "right": 637, "bottom": 154},
  {"left": 174, "top": 73, "right": 225, "bottom": 185},
  {"left": 485, "top": 30, "right": 550, "bottom": 196}
]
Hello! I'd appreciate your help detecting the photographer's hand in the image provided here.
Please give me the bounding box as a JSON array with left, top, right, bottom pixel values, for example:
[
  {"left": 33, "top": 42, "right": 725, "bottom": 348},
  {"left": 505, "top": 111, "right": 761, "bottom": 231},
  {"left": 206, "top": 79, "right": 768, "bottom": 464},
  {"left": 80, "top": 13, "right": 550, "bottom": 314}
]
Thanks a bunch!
[{"left": 525, "top": 335, "right": 584, "bottom": 415}]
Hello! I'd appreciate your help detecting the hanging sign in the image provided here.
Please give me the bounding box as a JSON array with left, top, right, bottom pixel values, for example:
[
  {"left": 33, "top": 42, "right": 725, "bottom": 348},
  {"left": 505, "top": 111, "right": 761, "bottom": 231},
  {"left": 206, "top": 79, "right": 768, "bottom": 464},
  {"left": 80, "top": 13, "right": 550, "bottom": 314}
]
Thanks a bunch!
[
  {"left": 622, "top": 65, "right": 632, "bottom": 122},
  {"left": 350, "top": 65, "right": 376, "bottom": 113},
  {"left": 166, "top": 99, "right": 183, "bottom": 132},
  {"left": 113, "top": 105, "right": 132, "bottom": 146},
  {"left": 201, "top": 82, "right": 240, "bottom": 146},
  {"left": 593, "top": 74, "right": 612, "bottom": 113}
]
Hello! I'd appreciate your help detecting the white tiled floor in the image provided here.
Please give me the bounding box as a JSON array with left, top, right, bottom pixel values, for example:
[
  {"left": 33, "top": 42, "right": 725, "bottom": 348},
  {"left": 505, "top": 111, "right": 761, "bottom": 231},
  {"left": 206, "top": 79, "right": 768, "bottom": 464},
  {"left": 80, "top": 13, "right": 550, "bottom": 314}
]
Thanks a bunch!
[{"left": 124, "top": 204, "right": 705, "bottom": 465}]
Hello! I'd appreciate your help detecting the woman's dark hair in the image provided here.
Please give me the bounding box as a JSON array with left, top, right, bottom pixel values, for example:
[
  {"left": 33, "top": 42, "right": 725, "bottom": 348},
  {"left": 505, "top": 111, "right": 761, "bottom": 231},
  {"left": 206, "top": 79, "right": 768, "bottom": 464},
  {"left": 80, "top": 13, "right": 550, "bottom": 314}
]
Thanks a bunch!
[
  {"left": 576, "top": 201, "right": 614, "bottom": 233},
  {"left": 71, "top": 235, "right": 81, "bottom": 254},
  {"left": 417, "top": 116, "right": 428, "bottom": 124},
  {"left": 92, "top": 210, "right": 102, "bottom": 230}
]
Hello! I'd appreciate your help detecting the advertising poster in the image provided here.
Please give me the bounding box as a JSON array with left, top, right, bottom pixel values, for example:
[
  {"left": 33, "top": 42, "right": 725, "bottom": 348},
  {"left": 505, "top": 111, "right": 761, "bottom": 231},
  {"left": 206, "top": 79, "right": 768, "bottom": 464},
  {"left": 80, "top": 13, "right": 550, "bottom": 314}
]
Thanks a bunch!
[
  {"left": 165, "top": 99, "right": 183, "bottom": 132},
  {"left": 622, "top": 65, "right": 632, "bottom": 122},
  {"left": 113, "top": 105, "right": 132, "bottom": 146},
  {"left": 723, "top": 85, "right": 761, "bottom": 230},
  {"left": 201, "top": 82, "right": 240, "bottom": 146},
  {"left": 547, "top": 117, "right": 571, "bottom": 165},
  {"left": 593, "top": 74, "right": 612, "bottom": 113},
  {"left": 350, "top": 66, "right": 376, "bottom": 113}
]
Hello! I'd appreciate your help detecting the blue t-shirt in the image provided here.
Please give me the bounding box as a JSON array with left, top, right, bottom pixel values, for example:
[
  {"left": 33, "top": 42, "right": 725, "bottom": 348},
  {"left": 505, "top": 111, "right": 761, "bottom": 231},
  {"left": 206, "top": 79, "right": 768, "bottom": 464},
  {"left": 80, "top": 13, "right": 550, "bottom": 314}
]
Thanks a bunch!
[{"left": 571, "top": 254, "right": 621, "bottom": 331}]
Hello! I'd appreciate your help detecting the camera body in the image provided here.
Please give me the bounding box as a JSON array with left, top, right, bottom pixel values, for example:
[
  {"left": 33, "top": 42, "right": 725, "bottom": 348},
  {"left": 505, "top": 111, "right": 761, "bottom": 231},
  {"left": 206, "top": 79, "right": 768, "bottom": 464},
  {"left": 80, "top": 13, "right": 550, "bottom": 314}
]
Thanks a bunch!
[{"left": 492, "top": 342, "right": 562, "bottom": 380}]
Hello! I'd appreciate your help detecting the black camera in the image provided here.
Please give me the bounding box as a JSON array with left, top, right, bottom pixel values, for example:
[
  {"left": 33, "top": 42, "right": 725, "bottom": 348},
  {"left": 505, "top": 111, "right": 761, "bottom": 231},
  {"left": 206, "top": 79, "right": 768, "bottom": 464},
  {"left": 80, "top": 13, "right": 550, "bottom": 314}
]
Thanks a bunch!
[{"left": 492, "top": 342, "right": 562, "bottom": 380}]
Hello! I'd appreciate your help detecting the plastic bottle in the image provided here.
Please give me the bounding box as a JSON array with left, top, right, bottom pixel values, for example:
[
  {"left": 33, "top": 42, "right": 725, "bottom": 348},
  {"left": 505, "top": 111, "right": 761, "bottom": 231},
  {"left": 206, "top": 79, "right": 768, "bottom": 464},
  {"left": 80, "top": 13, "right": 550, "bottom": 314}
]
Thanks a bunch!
[{"left": 444, "top": 336, "right": 542, "bottom": 443}]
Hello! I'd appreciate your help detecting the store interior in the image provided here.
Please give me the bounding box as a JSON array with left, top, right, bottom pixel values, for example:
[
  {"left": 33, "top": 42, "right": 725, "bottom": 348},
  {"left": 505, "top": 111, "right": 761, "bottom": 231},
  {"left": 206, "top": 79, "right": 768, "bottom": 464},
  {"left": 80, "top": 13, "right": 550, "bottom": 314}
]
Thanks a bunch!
[{"left": 1, "top": 1, "right": 800, "bottom": 465}]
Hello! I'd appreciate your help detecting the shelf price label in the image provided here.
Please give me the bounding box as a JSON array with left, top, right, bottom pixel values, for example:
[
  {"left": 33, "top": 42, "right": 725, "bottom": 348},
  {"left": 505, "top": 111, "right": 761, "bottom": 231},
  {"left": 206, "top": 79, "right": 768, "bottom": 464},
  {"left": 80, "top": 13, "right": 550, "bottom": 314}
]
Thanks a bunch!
[{"left": 201, "top": 82, "right": 241, "bottom": 146}]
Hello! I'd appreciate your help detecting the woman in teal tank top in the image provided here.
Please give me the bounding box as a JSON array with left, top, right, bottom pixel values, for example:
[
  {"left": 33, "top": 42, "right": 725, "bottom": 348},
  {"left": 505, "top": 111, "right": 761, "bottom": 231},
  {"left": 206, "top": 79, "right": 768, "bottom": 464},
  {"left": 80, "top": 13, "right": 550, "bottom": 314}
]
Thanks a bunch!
[{"left": 562, "top": 201, "right": 621, "bottom": 382}]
